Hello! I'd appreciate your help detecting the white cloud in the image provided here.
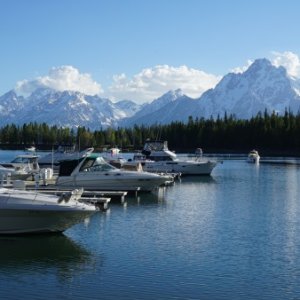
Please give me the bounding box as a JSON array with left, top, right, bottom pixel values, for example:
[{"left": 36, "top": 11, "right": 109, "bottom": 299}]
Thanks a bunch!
[
  {"left": 271, "top": 51, "right": 300, "bottom": 78},
  {"left": 107, "top": 65, "right": 221, "bottom": 103},
  {"left": 15, "top": 66, "right": 102, "bottom": 96},
  {"left": 231, "top": 60, "right": 253, "bottom": 74}
]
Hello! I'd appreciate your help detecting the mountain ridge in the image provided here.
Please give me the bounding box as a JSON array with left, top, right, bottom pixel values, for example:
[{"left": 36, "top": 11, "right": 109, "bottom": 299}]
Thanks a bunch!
[{"left": 1, "top": 58, "right": 300, "bottom": 129}]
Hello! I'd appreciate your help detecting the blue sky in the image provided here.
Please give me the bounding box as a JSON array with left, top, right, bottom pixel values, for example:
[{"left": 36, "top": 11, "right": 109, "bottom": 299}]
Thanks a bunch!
[{"left": 1, "top": 0, "right": 300, "bottom": 102}]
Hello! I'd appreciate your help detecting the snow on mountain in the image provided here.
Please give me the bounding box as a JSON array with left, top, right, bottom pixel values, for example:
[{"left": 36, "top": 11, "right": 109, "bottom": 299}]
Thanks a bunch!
[
  {"left": 290, "top": 76, "right": 300, "bottom": 96},
  {"left": 192, "top": 58, "right": 300, "bottom": 119},
  {"left": 0, "top": 88, "right": 139, "bottom": 130},
  {"left": 122, "top": 58, "right": 300, "bottom": 126},
  {"left": 120, "top": 89, "right": 184, "bottom": 126},
  {"left": 0, "top": 90, "right": 25, "bottom": 115},
  {"left": 113, "top": 100, "right": 142, "bottom": 119}
]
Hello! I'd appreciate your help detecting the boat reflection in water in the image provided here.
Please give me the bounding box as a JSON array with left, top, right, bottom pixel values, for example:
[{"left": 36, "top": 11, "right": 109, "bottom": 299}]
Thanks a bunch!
[{"left": 0, "top": 235, "right": 95, "bottom": 278}]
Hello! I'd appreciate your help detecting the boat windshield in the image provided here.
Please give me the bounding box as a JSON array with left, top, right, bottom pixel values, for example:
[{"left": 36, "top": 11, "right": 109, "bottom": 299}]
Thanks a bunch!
[
  {"left": 79, "top": 156, "right": 116, "bottom": 172},
  {"left": 11, "top": 156, "right": 38, "bottom": 163}
]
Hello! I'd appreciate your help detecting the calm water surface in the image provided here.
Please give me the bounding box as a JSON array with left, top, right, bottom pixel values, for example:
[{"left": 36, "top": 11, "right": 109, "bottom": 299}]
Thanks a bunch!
[{"left": 1, "top": 151, "right": 300, "bottom": 299}]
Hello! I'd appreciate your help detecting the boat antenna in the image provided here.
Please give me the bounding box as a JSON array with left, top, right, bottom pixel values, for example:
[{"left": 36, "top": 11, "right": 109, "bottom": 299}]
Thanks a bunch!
[
  {"left": 51, "top": 145, "right": 54, "bottom": 170},
  {"left": 155, "top": 123, "right": 162, "bottom": 141}
]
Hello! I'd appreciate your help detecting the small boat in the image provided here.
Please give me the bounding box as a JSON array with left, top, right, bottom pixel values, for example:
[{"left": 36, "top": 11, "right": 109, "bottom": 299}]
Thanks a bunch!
[
  {"left": 125, "top": 140, "right": 218, "bottom": 176},
  {"left": 247, "top": 150, "right": 260, "bottom": 163},
  {"left": 56, "top": 154, "right": 174, "bottom": 192},
  {"left": 0, "top": 154, "right": 40, "bottom": 180},
  {"left": 0, "top": 165, "right": 31, "bottom": 181},
  {"left": 0, "top": 188, "right": 96, "bottom": 234},
  {"left": 108, "top": 147, "right": 121, "bottom": 155},
  {"left": 25, "top": 146, "right": 36, "bottom": 152}
]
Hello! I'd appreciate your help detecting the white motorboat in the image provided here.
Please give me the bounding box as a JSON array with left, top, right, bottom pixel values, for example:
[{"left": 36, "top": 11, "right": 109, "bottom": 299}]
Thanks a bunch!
[
  {"left": 38, "top": 146, "right": 94, "bottom": 169},
  {"left": 0, "top": 187, "right": 96, "bottom": 234},
  {"left": 126, "top": 140, "right": 218, "bottom": 176},
  {"left": 247, "top": 150, "right": 260, "bottom": 163},
  {"left": 56, "top": 154, "right": 174, "bottom": 192},
  {"left": 1, "top": 154, "right": 39, "bottom": 172},
  {"left": 0, "top": 165, "right": 30, "bottom": 181},
  {"left": 0, "top": 154, "right": 40, "bottom": 180}
]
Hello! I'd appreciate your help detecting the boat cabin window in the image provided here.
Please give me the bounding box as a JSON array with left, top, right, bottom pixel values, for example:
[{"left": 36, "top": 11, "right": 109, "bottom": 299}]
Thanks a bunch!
[
  {"left": 79, "top": 157, "right": 116, "bottom": 172},
  {"left": 133, "top": 153, "right": 147, "bottom": 161},
  {"left": 149, "top": 155, "right": 173, "bottom": 162}
]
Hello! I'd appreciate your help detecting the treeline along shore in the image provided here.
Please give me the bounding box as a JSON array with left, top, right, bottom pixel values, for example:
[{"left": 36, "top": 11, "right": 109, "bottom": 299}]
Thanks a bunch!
[{"left": 1, "top": 110, "right": 300, "bottom": 156}]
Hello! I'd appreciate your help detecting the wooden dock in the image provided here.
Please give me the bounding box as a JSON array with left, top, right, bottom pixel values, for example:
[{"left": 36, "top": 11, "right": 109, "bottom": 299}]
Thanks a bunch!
[{"left": 29, "top": 187, "right": 128, "bottom": 209}]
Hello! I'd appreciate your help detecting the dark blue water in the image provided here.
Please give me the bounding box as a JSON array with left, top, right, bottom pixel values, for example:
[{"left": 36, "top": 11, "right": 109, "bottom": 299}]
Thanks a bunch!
[{"left": 1, "top": 151, "right": 300, "bottom": 299}]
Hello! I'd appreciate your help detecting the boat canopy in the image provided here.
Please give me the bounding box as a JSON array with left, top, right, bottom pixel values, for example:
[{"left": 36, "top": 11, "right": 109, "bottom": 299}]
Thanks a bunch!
[{"left": 59, "top": 158, "right": 84, "bottom": 176}]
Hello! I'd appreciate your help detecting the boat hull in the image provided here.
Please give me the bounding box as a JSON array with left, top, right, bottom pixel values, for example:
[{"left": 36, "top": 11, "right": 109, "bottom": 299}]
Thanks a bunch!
[
  {"left": 247, "top": 156, "right": 260, "bottom": 163},
  {"left": 127, "top": 160, "right": 217, "bottom": 176},
  {"left": 0, "top": 188, "right": 96, "bottom": 234},
  {"left": 56, "top": 173, "right": 172, "bottom": 192},
  {"left": 0, "top": 209, "right": 94, "bottom": 234}
]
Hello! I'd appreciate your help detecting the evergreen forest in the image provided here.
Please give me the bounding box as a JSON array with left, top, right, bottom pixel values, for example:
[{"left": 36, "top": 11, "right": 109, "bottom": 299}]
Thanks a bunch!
[{"left": 1, "top": 110, "right": 300, "bottom": 155}]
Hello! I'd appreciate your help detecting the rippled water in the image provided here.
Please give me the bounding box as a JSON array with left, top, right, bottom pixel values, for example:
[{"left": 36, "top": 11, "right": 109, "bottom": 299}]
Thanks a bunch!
[{"left": 1, "top": 151, "right": 300, "bottom": 299}]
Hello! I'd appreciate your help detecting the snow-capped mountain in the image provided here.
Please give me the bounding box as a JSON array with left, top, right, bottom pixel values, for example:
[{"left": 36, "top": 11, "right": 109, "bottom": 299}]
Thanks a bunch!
[
  {"left": 120, "top": 89, "right": 185, "bottom": 126},
  {"left": 0, "top": 90, "right": 25, "bottom": 116},
  {"left": 0, "top": 88, "right": 141, "bottom": 130},
  {"left": 0, "top": 58, "right": 300, "bottom": 129},
  {"left": 122, "top": 58, "right": 300, "bottom": 126},
  {"left": 193, "top": 58, "right": 300, "bottom": 119}
]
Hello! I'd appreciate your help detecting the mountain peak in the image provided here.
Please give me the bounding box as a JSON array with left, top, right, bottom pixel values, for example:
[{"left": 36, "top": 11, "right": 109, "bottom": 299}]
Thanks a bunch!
[
  {"left": 245, "top": 58, "right": 286, "bottom": 78},
  {"left": 155, "top": 89, "right": 184, "bottom": 101}
]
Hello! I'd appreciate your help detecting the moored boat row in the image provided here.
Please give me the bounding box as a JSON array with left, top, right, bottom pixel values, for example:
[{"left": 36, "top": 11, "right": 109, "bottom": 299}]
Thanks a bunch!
[{"left": 0, "top": 140, "right": 221, "bottom": 235}]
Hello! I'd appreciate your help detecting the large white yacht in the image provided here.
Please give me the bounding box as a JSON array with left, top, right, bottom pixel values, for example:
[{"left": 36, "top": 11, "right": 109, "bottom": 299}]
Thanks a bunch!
[
  {"left": 56, "top": 154, "right": 174, "bottom": 192},
  {"left": 126, "top": 140, "right": 218, "bottom": 176},
  {"left": 0, "top": 188, "right": 96, "bottom": 234}
]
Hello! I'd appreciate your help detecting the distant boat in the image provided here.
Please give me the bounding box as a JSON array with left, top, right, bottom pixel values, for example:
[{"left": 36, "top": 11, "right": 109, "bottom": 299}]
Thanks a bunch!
[
  {"left": 0, "top": 188, "right": 96, "bottom": 234},
  {"left": 25, "top": 146, "right": 36, "bottom": 152},
  {"left": 247, "top": 150, "right": 260, "bottom": 163},
  {"left": 108, "top": 147, "right": 121, "bottom": 155},
  {"left": 102, "top": 147, "right": 126, "bottom": 168}
]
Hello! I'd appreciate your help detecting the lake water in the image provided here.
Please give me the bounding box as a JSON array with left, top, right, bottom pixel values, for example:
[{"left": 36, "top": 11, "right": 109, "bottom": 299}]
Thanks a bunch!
[{"left": 1, "top": 151, "right": 300, "bottom": 299}]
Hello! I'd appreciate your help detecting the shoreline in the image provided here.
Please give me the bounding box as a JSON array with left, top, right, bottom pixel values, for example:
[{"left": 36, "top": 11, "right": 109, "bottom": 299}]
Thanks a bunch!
[{"left": 0, "top": 145, "right": 299, "bottom": 158}]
